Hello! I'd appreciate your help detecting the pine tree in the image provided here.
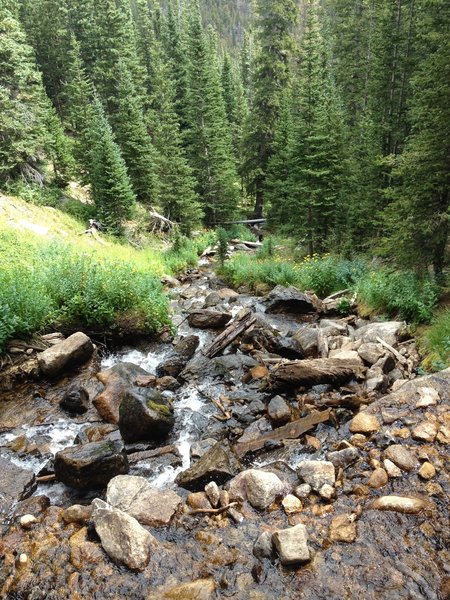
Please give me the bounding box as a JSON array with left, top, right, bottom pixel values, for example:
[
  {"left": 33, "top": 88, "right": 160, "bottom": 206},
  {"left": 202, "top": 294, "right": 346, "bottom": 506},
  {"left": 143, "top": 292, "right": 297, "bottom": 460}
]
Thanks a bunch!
[
  {"left": 221, "top": 53, "right": 246, "bottom": 162},
  {"left": 382, "top": 0, "right": 450, "bottom": 278},
  {"left": 0, "top": 7, "right": 50, "bottom": 183},
  {"left": 110, "top": 60, "right": 159, "bottom": 206},
  {"left": 185, "top": 10, "right": 239, "bottom": 223},
  {"left": 44, "top": 105, "right": 75, "bottom": 186},
  {"left": 241, "top": 0, "right": 297, "bottom": 218},
  {"left": 89, "top": 98, "right": 136, "bottom": 235}
]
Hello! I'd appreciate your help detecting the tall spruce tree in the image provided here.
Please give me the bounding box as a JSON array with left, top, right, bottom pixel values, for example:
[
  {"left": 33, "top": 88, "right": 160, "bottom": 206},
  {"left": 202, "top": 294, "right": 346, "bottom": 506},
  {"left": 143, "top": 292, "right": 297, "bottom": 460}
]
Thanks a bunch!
[
  {"left": 89, "top": 98, "right": 136, "bottom": 234},
  {"left": 110, "top": 60, "right": 159, "bottom": 206},
  {"left": 382, "top": 0, "right": 449, "bottom": 277},
  {"left": 241, "top": 0, "right": 297, "bottom": 218},
  {"left": 185, "top": 8, "right": 239, "bottom": 223}
]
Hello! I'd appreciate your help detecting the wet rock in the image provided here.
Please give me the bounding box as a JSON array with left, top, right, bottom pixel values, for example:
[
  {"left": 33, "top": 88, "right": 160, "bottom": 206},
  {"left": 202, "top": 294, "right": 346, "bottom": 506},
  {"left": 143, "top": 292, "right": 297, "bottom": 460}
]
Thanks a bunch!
[
  {"left": 253, "top": 531, "right": 275, "bottom": 560},
  {"left": 217, "top": 288, "right": 239, "bottom": 301},
  {"left": 357, "top": 343, "right": 385, "bottom": 365},
  {"left": 70, "top": 526, "right": 104, "bottom": 570},
  {"left": 157, "top": 578, "right": 216, "bottom": 600},
  {"left": 203, "top": 291, "right": 222, "bottom": 307},
  {"left": 175, "top": 443, "right": 236, "bottom": 490},
  {"left": 267, "top": 395, "right": 291, "bottom": 425},
  {"left": 384, "top": 445, "right": 418, "bottom": 472},
  {"left": 320, "top": 319, "right": 348, "bottom": 337},
  {"left": 327, "top": 447, "right": 360, "bottom": 469},
  {"left": 13, "top": 495, "right": 50, "bottom": 518},
  {"left": 95, "top": 362, "right": 152, "bottom": 424},
  {"left": 294, "top": 483, "right": 311, "bottom": 499},
  {"left": 292, "top": 328, "right": 318, "bottom": 357},
  {"left": 297, "top": 460, "right": 335, "bottom": 491},
  {"left": 187, "top": 310, "right": 232, "bottom": 329},
  {"left": 282, "top": 494, "right": 303, "bottom": 515},
  {"left": 412, "top": 420, "right": 438, "bottom": 442},
  {"left": 245, "top": 469, "right": 284, "bottom": 510},
  {"left": 382, "top": 459, "right": 402, "bottom": 478},
  {"left": 75, "top": 423, "right": 118, "bottom": 444},
  {"left": 157, "top": 376, "right": 181, "bottom": 391},
  {"left": 156, "top": 356, "right": 186, "bottom": 378},
  {"left": 38, "top": 331, "right": 94, "bottom": 377},
  {"left": 187, "top": 491, "right": 211, "bottom": 509},
  {"left": 19, "top": 514, "right": 37, "bottom": 529},
  {"left": 419, "top": 462, "right": 436, "bottom": 480},
  {"left": 266, "top": 286, "right": 321, "bottom": 315},
  {"left": 92, "top": 498, "right": 155, "bottom": 571},
  {"left": 106, "top": 475, "right": 182, "bottom": 526},
  {"left": 54, "top": 439, "right": 129, "bottom": 490},
  {"left": 62, "top": 504, "right": 93, "bottom": 524},
  {"left": 205, "top": 481, "right": 220, "bottom": 507},
  {"left": 161, "top": 274, "right": 180, "bottom": 288},
  {"left": 173, "top": 335, "right": 199, "bottom": 359},
  {"left": 0, "top": 457, "right": 36, "bottom": 518},
  {"left": 349, "top": 412, "right": 380, "bottom": 434},
  {"left": 371, "top": 495, "right": 428, "bottom": 514},
  {"left": 190, "top": 438, "right": 217, "bottom": 459},
  {"left": 119, "top": 388, "right": 174, "bottom": 443},
  {"left": 353, "top": 321, "right": 404, "bottom": 346},
  {"left": 59, "top": 385, "right": 89, "bottom": 414},
  {"left": 329, "top": 514, "right": 357, "bottom": 543},
  {"left": 272, "top": 524, "right": 311, "bottom": 565},
  {"left": 368, "top": 468, "right": 388, "bottom": 489}
]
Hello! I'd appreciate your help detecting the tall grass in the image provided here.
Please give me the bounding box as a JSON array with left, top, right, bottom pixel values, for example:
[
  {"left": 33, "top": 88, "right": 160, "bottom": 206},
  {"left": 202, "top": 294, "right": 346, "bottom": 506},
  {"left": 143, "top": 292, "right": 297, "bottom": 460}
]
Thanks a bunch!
[{"left": 419, "top": 310, "right": 450, "bottom": 371}]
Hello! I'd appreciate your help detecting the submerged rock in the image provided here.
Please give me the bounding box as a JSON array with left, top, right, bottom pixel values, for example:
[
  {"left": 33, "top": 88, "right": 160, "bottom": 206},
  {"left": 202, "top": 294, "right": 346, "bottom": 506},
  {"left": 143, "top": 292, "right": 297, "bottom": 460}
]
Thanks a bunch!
[
  {"left": 119, "top": 388, "right": 174, "bottom": 443},
  {"left": 272, "top": 524, "right": 311, "bottom": 565},
  {"left": 92, "top": 498, "right": 156, "bottom": 571},
  {"left": 38, "top": 331, "right": 94, "bottom": 377},
  {"left": 0, "top": 458, "right": 36, "bottom": 518},
  {"left": 371, "top": 495, "right": 428, "bottom": 514},
  {"left": 153, "top": 578, "right": 216, "bottom": 600},
  {"left": 106, "top": 475, "right": 182, "bottom": 526},
  {"left": 175, "top": 443, "right": 236, "bottom": 490},
  {"left": 329, "top": 513, "right": 357, "bottom": 543},
  {"left": 54, "top": 439, "right": 129, "bottom": 490}
]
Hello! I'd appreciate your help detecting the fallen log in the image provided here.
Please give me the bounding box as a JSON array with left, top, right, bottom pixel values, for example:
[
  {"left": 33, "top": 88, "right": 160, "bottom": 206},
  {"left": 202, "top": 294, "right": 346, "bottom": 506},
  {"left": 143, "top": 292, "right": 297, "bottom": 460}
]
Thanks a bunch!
[
  {"left": 229, "top": 239, "right": 263, "bottom": 248},
  {"left": 233, "top": 410, "right": 331, "bottom": 458},
  {"left": 269, "top": 358, "right": 366, "bottom": 390},
  {"left": 204, "top": 311, "right": 256, "bottom": 358}
]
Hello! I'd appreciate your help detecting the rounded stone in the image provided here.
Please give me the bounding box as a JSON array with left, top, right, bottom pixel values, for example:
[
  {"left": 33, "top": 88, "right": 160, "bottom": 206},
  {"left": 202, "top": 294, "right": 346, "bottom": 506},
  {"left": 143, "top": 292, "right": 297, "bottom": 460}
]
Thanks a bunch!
[
  {"left": 368, "top": 467, "right": 388, "bottom": 489},
  {"left": 419, "top": 462, "right": 436, "bottom": 480},
  {"left": 349, "top": 412, "right": 380, "bottom": 434}
]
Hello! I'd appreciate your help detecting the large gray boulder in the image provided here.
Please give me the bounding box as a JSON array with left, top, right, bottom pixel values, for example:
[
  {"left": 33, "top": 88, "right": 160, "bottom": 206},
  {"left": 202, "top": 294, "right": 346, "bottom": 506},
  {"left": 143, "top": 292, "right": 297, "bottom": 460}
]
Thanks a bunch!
[
  {"left": 118, "top": 388, "right": 174, "bottom": 443},
  {"left": 38, "top": 332, "right": 94, "bottom": 377},
  {"left": 353, "top": 322, "right": 404, "bottom": 346},
  {"left": 266, "top": 286, "right": 322, "bottom": 315},
  {"left": 92, "top": 498, "right": 156, "bottom": 571},
  {"left": 54, "top": 439, "right": 129, "bottom": 490},
  {"left": 106, "top": 475, "right": 182, "bottom": 526}
]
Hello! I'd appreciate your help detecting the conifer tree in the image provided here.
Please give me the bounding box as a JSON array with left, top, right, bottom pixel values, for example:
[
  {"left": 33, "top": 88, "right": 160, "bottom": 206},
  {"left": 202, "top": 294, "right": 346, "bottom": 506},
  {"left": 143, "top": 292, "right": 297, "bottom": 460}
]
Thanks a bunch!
[
  {"left": 185, "top": 9, "right": 239, "bottom": 223},
  {"left": 241, "top": 0, "right": 297, "bottom": 218},
  {"left": 44, "top": 106, "right": 75, "bottom": 186},
  {"left": 110, "top": 60, "right": 159, "bottom": 206},
  {"left": 89, "top": 98, "right": 136, "bottom": 234},
  {"left": 0, "top": 7, "right": 50, "bottom": 183}
]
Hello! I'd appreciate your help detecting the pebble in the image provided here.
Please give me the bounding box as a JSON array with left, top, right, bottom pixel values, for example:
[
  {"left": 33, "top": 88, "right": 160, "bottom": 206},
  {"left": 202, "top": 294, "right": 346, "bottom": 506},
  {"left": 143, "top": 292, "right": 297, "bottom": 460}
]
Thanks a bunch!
[
  {"left": 19, "top": 553, "right": 28, "bottom": 565},
  {"left": 349, "top": 412, "right": 380, "bottom": 434},
  {"left": 415, "top": 387, "right": 439, "bottom": 408},
  {"left": 294, "top": 483, "right": 311, "bottom": 499},
  {"left": 368, "top": 467, "right": 388, "bottom": 489},
  {"left": 371, "top": 495, "right": 427, "bottom": 514},
  {"left": 272, "top": 524, "right": 311, "bottom": 565},
  {"left": 419, "top": 462, "right": 436, "bottom": 480},
  {"left": 205, "top": 481, "right": 220, "bottom": 508},
  {"left": 327, "top": 447, "right": 359, "bottom": 469},
  {"left": 383, "top": 459, "right": 402, "bottom": 478},
  {"left": 62, "top": 504, "right": 93, "bottom": 524},
  {"left": 384, "top": 444, "right": 418, "bottom": 472},
  {"left": 282, "top": 494, "right": 303, "bottom": 515},
  {"left": 319, "top": 484, "right": 335, "bottom": 500},
  {"left": 412, "top": 421, "right": 438, "bottom": 442},
  {"left": 329, "top": 513, "right": 357, "bottom": 543},
  {"left": 267, "top": 395, "right": 291, "bottom": 424},
  {"left": 187, "top": 492, "right": 211, "bottom": 510},
  {"left": 244, "top": 470, "right": 284, "bottom": 510},
  {"left": 19, "top": 514, "right": 37, "bottom": 528}
]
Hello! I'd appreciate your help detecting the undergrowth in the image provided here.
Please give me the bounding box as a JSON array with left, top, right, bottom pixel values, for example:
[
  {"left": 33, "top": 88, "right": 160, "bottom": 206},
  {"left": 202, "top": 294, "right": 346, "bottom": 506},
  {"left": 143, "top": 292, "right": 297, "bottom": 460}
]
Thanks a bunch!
[{"left": 418, "top": 309, "right": 450, "bottom": 371}]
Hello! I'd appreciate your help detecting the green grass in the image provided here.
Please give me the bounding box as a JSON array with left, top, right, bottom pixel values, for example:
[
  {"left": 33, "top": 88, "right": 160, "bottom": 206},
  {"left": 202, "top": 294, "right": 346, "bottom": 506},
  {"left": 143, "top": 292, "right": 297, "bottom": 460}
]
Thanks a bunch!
[{"left": 419, "top": 309, "right": 450, "bottom": 371}]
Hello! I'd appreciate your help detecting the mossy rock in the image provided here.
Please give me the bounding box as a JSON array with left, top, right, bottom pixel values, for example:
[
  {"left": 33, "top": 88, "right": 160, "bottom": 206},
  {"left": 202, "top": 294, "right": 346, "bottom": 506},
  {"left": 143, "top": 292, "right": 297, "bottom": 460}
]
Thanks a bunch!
[{"left": 119, "top": 388, "right": 175, "bottom": 443}]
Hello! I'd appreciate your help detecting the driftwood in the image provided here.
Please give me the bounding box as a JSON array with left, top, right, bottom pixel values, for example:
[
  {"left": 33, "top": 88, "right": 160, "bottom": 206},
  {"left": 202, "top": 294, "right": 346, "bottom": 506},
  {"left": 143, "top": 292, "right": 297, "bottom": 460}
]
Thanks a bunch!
[
  {"left": 269, "top": 358, "right": 366, "bottom": 390},
  {"left": 233, "top": 410, "right": 331, "bottom": 458},
  {"left": 148, "top": 209, "right": 175, "bottom": 233},
  {"left": 376, "top": 336, "right": 409, "bottom": 367},
  {"left": 204, "top": 311, "right": 256, "bottom": 358},
  {"left": 36, "top": 474, "right": 56, "bottom": 483}
]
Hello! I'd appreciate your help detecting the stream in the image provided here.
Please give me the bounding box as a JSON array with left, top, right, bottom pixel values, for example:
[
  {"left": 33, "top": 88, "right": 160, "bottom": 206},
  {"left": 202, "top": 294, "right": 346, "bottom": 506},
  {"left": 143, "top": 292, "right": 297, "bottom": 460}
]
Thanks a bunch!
[{"left": 0, "top": 257, "right": 449, "bottom": 600}]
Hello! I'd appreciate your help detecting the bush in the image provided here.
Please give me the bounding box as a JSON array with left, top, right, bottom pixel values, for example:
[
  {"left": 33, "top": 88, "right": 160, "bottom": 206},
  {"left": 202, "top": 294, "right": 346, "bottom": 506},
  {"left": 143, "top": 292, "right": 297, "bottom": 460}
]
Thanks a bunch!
[{"left": 419, "top": 309, "right": 450, "bottom": 371}]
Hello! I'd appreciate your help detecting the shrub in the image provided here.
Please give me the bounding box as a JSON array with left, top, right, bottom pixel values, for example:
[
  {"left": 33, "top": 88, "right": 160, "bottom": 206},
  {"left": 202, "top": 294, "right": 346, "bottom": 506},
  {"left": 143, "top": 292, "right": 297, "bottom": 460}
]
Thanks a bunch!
[{"left": 419, "top": 309, "right": 450, "bottom": 371}]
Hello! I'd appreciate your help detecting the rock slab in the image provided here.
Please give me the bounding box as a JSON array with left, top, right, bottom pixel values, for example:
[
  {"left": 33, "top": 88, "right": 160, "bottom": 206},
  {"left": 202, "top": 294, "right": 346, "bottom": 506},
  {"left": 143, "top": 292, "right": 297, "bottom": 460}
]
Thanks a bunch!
[
  {"left": 0, "top": 458, "right": 36, "bottom": 518},
  {"left": 38, "top": 332, "right": 94, "bottom": 377}
]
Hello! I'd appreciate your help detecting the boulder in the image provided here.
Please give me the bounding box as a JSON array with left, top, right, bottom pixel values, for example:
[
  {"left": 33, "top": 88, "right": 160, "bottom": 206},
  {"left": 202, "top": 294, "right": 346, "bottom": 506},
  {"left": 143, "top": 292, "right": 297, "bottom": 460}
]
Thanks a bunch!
[
  {"left": 94, "top": 362, "right": 152, "bottom": 424},
  {"left": 92, "top": 499, "right": 156, "bottom": 571},
  {"left": 187, "top": 310, "right": 232, "bottom": 329},
  {"left": 319, "top": 319, "right": 348, "bottom": 337},
  {"left": 106, "top": 475, "right": 182, "bottom": 526},
  {"left": 297, "top": 460, "right": 335, "bottom": 491},
  {"left": 357, "top": 343, "right": 386, "bottom": 365},
  {"left": 0, "top": 458, "right": 36, "bottom": 518},
  {"left": 173, "top": 335, "right": 200, "bottom": 359},
  {"left": 38, "top": 332, "right": 94, "bottom": 377},
  {"left": 244, "top": 469, "right": 284, "bottom": 509},
  {"left": 353, "top": 322, "right": 404, "bottom": 346},
  {"left": 59, "top": 384, "right": 89, "bottom": 414},
  {"left": 54, "top": 439, "right": 129, "bottom": 490},
  {"left": 118, "top": 388, "right": 174, "bottom": 443},
  {"left": 272, "top": 524, "right": 311, "bottom": 565},
  {"left": 175, "top": 443, "right": 236, "bottom": 490},
  {"left": 156, "top": 356, "right": 186, "bottom": 378},
  {"left": 266, "top": 285, "right": 321, "bottom": 315},
  {"left": 292, "top": 328, "right": 318, "bottom": 357},
  {"left": 157, "top": 579, "right": 216, "bottom": 600}
]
